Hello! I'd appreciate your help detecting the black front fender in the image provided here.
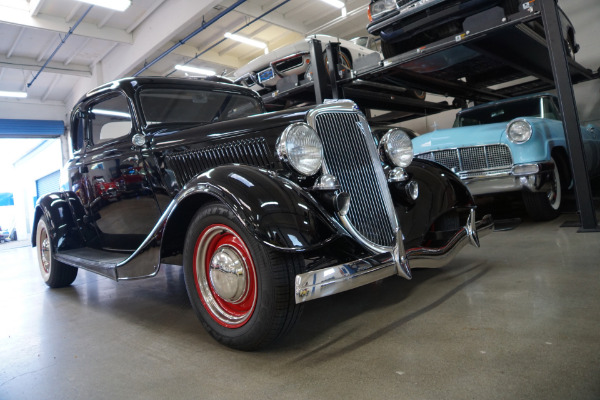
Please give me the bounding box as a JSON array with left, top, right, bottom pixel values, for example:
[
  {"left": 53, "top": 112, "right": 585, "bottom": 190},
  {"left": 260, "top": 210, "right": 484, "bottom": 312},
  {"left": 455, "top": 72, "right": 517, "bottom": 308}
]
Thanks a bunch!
[
  {"left": 162, "top": 165, "right": 343, "bottom": 255},
  {"left": 399, "top": 159, "right": 476, "bottom": 248}
]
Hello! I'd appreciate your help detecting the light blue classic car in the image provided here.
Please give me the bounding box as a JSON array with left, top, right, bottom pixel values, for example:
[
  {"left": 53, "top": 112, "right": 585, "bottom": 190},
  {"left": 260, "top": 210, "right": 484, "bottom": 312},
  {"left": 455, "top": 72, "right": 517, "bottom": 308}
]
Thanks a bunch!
[{"left": 412, "top": 94, "right": 600, "bottom": 220}]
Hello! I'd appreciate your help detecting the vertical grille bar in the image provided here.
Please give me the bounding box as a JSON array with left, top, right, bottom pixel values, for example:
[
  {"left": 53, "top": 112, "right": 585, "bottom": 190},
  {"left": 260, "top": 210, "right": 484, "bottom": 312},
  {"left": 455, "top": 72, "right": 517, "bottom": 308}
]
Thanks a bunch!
[
  {"left": 313, "top": 112, "right": 396, "bottom": 247},
  {"left": 164, "top": 137, "right": 273, "bottom": 187}
]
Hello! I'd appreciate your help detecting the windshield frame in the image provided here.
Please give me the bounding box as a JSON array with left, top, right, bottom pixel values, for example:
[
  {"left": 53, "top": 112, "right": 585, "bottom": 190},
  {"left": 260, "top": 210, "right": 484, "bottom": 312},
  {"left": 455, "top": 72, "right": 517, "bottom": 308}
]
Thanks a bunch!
[
  {"left": 453, "top": 95, "right": 561, "bottom": 127},
  {"left": 136, "top": 85, "right": 264, "bottom": 129}
]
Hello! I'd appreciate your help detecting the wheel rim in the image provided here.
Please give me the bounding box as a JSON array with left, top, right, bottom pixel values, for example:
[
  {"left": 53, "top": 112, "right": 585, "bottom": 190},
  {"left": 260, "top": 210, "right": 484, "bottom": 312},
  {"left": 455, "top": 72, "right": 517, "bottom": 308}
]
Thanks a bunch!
[
  {"left": 193, "top": 224, "right": 257, "bottom": 328},
  {"left": 38, "top": 225, "right": 51, "bottom": 278},
  {"left": 547, "top": 163, "right": 562, "bottom": 210}
]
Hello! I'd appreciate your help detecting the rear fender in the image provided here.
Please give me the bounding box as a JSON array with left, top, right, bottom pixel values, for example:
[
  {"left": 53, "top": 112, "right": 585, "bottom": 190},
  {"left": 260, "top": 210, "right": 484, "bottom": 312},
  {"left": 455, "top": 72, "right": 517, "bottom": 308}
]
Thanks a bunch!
[{"left": 31, "top": 191, "right": 86, "bottom": 250}]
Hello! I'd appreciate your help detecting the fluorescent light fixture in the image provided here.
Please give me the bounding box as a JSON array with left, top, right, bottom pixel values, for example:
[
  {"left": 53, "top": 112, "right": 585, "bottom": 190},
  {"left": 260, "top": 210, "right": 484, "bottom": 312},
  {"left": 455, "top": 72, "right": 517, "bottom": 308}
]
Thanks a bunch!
[
  {"left": 92, "top": 109, "right": 131, "bottom": 118},
  {"left": 174, "top": 65, "right": 216, "bottom": 76},
  {"left": 319, "top": 0, "right": 345, "bottom": 9},
  {"left": 75, "top": 0, "right": 131, "bottom": 12},
  {"left": 224, "top": 32, "right": 267, "bottom": 49},
  {"left": 0, "top": 90, "right": 27, "bottom": 98}
]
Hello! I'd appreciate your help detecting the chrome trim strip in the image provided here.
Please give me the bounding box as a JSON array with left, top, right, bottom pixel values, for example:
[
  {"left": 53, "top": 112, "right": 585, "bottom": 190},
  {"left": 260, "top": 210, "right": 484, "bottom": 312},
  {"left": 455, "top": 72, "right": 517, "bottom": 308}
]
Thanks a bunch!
[{"left": 294, "top": 212, "right": 493, "bottom": 303}]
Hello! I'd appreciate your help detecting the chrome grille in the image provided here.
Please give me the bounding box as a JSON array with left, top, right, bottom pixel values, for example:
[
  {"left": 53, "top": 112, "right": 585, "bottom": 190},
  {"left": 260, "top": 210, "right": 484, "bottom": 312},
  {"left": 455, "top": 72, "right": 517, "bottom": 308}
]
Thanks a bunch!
[
  {"left": 417, "top": 144, "right": 513, "bottom": 173},
  {"left": 164, "top": 137, "right": 273, "bottom": 187},
  {"left": 313, "top": 112, "right": 396, "bottom": 247}
]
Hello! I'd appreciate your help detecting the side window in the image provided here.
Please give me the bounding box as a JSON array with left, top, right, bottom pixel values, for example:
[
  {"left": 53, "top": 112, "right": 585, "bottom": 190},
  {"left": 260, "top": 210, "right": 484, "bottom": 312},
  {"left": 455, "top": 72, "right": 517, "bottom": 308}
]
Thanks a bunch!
[
  {"left": 71, "top": 113, "right": 85, "bottom": 152},
  {"left": 89, "top": 93, "right": 132, "bottom": 145}
]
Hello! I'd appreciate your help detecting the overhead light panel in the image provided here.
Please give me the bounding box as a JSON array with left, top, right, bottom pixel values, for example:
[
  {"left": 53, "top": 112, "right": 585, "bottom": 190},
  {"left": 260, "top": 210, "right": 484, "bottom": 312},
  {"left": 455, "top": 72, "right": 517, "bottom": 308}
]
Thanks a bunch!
[
  {"left": 224, "top": 32, "right": 267, "bottom": 49},
  {"left": 0, "top": 91, "right": 27, "bottom": 98},
  {"left": 319, "top": 0, "right": 345, "bottom": 9},
  {"left": 75, "top": 0, "right": 131, "bottom": 12},
  {"left": 175, "top": 65, "right": 216, "bottom": 76}
]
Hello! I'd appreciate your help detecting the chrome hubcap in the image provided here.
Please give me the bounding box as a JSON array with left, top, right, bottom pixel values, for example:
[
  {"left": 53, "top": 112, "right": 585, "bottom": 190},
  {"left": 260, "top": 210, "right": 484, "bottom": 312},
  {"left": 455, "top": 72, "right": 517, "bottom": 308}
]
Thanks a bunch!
[
  {"left": 209, "top": 246, "right": 248, "bottom": 303},
  {"left": 40, "top": 229, "right": 50, "bottom": 274}
]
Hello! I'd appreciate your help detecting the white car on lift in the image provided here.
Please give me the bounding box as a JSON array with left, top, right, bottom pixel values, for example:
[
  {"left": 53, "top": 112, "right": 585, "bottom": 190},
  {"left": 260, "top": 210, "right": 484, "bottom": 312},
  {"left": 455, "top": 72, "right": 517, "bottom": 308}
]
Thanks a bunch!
[{"left": 232, "top": 34, "right": 380, "bottom": 94}]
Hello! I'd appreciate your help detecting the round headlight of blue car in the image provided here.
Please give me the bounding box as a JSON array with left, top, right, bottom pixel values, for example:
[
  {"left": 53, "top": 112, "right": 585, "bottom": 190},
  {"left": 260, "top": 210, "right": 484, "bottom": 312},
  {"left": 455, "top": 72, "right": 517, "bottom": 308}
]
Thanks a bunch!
[
  {"left": 277, "top": 123, "right": 323, "bottom": 176},
  {"left": 379, "top": 128, "right": 414, "bottom": 167},
  {"left": 507, "top": 119, "right": 533, "bottom": 143}
]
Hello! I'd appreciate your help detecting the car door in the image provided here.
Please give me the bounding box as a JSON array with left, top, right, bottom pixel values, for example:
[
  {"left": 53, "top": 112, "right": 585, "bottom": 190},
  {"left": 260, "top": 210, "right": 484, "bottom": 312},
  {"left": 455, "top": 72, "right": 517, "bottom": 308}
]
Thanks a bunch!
[{"left": 78, "top": 91, "right": 161, "bottom": 251}]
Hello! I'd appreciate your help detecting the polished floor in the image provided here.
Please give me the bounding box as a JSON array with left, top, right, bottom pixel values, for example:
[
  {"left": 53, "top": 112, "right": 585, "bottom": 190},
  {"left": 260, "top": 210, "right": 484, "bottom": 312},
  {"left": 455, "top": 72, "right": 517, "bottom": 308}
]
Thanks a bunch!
[{"left": 1, "top": 212, "right": 599, "bottom": 400}]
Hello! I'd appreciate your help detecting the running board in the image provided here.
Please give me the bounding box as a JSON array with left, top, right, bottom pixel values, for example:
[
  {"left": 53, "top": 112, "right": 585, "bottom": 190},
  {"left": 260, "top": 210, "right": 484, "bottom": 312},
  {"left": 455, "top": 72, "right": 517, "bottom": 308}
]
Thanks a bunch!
[{"left": 54, "top": 248, "right": 130, "bottom": 280}]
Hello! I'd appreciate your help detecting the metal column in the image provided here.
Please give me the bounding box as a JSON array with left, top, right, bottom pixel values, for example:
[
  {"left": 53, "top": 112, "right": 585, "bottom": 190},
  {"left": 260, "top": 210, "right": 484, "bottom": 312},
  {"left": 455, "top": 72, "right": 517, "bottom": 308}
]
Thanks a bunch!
[
  {"left": 308, "top": 39, "right": 329, "bottom": 104},
  {"left": 540, "top": 0, "right": 599, "bottom": 231}
]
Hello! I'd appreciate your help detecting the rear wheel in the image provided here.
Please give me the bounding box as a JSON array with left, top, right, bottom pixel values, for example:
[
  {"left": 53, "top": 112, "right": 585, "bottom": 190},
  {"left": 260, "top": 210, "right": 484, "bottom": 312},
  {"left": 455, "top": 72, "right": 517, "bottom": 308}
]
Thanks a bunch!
[
  {"left": 183, "top": 202, "right": 303, "bottom": 350},
  {"left": 36, "top": 216, "right": 78, "bottom": 288}
]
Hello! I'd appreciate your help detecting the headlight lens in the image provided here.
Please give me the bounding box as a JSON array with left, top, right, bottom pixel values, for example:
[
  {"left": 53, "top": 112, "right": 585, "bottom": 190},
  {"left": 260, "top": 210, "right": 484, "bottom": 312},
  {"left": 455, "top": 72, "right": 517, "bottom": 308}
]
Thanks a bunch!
[
  {"left": 277, "top": 123, "right": 323, "bottom": 176},
  {"left": 380, "top": 128, "right": 414, "bottom": 167},
  {"left": 369, "top": 0, "right": 396, "bottom": 22},
  {"left": 507, "top": 119, "right": 532, "bottom": 143}
]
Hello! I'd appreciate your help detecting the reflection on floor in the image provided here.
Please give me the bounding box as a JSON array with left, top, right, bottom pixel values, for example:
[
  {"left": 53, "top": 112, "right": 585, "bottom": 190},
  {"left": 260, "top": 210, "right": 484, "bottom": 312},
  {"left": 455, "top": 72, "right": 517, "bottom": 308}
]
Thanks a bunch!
[{"left": 1, "top": 214, "right": 599, "bottom": 399}]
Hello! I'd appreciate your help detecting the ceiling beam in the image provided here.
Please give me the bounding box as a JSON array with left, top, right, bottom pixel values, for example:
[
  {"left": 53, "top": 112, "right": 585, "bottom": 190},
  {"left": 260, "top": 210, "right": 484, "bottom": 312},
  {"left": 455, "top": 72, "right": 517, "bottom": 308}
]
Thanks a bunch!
[
  {"left": 29, "top": 0, "right": 46, "bottom": 17},
  {"left": 0, "top": 55, "right": 91, "bottom": 77},
  {"left": 169, "top": 43, "right": 242, "bottom": 69},
  {"left": 7, "top": 27, "right": 26, "bottom": 58},
  {"left": 232, "top": 2, "right": 309, "bottom": 34},
  {"left": 0, "top": 5, "right": 133, "bottom": 43},
  {"left": 100, "top": 0, "right": 228, "bottom": 79}
]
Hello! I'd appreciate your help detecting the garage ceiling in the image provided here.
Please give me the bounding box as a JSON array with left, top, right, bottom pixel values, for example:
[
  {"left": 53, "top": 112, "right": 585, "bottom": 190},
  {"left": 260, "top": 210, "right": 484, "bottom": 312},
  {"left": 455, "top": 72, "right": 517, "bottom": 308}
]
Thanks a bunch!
[{"left": 0, "top": 0, "right": 598, "bottom": 123}]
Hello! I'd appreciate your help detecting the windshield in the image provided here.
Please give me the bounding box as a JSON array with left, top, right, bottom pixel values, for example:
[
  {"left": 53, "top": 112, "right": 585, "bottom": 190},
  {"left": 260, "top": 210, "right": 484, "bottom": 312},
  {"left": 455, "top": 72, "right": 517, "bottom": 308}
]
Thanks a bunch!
[
  {"left": 454, "top": 96, "right": 560, "bottom": 127},
  {"left": 140, "top": 88, "right": 263, "bottom": 126}
]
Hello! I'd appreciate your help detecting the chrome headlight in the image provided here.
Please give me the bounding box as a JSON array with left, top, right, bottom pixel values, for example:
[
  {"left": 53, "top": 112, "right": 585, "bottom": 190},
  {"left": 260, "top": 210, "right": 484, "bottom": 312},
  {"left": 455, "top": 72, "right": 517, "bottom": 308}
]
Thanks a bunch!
[
  {"left": 379, "top": 128, "right": 414, "bottom": 167},
  {"left": 507, "top": 119, "right": 532, "bottom": 143},
  {"left": 277, "top": 123, "right": 323, "bottom": 176},
  {"left": 369, "top": 0, "right": 396, "bottom": 22}
]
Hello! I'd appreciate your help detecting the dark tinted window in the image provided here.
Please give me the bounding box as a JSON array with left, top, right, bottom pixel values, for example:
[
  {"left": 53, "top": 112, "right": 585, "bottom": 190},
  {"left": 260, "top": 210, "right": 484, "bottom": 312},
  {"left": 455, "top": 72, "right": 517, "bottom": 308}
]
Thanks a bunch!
[
  {"left": 89, "top": 93, "right": 132, "bottom": 145},
  {"left": 454, "top": 97, "right": 559, "bottom": 127},
  {"left": 140, "top": 88, "right": 262, "bottom": 125},
  {"left": 71, "top": 113, "right": 85, "bottom": 152}
]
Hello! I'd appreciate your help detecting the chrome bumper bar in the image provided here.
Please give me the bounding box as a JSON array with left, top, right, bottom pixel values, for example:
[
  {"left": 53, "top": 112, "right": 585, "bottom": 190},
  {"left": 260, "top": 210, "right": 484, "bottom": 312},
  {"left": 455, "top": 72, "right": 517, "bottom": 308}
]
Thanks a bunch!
[
  {"left": 459, "top": 161, "right": 555, "bottom": 196},
  {"left": 294, "top": 211, "right": 493, "bottom": 304}
]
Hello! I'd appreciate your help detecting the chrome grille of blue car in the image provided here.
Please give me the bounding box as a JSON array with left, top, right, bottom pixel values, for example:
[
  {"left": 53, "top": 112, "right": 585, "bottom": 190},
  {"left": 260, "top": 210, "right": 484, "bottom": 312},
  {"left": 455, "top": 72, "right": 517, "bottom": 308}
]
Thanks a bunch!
[
  {"left": 312, "top": 111, "right": 396, "bottom": 248},
  {"left": 164, "top": 138, "right": 273, "bottom": 187},
  {"left": 416, "top": 144, "right": 513, "bottom": 173}
]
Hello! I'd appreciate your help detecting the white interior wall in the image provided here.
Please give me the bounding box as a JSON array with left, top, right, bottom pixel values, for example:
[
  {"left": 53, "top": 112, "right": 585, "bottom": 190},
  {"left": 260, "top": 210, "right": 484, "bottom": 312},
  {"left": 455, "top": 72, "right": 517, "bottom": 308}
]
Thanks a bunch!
[{"left": 12, "top": 139, "right": 63, "bottom": 239}]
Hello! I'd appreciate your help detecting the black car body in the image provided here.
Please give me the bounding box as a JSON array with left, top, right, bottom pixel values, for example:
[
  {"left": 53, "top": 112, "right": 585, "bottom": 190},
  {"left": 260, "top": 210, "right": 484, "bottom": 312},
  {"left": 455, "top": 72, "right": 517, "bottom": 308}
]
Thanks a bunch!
[
  {"left": 367, "top": 0, "right": 579, "bottom": 59},
  {"left": 31, "top": 77, "right": 492, "bottom": 350}
]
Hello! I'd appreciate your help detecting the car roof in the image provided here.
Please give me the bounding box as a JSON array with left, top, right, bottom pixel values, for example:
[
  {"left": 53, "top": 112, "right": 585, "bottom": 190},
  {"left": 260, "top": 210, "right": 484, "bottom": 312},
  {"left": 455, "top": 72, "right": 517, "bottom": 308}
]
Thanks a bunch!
[
  {"left": 78, "top": 76, "right": 259, "bottom": 105},
  {"left": 458, "top": 93, "right": 555, "bottom": 115}
]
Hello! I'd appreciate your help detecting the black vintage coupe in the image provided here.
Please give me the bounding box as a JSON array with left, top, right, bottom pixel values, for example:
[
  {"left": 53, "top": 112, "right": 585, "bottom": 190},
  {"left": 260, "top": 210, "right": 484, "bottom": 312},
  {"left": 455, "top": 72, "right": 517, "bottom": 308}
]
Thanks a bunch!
[{"left": 32, "top": 77, "right": 492, "bottom": 350}]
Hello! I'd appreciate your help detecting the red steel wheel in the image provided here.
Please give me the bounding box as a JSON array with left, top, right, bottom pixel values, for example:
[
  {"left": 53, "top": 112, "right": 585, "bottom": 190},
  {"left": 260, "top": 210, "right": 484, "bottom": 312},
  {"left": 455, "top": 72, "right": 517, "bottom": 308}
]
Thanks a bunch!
[
  {"left": 183, "top": 202, "right": 304, "bottom": 350},
  {"left": 193, "top": 224, "right": 257, "bottom": 328}
]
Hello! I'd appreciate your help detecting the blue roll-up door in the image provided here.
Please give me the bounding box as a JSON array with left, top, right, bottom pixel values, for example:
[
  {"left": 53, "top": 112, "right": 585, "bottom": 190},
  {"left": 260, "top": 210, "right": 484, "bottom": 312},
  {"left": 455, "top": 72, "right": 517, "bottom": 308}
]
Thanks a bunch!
[
  {"left": 0, "top": 119, "right": 64, "bottom": 138},
  {"left": 36, "top": 170, "right": 60, "bottom": 197}
]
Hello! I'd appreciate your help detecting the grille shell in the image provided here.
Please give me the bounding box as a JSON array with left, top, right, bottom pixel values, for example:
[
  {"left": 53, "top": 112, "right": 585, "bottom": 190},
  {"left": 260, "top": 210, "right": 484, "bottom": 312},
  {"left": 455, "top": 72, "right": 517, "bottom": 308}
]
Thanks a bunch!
[
  {"left": 416, "top": 144, "right": 513, "bottom": 174},
  {"left": 310, "top": 109, "right": 397, "bottom": 248}
]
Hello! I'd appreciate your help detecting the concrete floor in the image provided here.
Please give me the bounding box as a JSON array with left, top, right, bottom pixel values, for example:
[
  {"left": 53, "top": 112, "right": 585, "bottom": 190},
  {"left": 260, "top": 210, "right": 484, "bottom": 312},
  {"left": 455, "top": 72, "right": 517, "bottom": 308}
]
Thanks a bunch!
[{"left": 1, "top": 213, "right": 599, "bottom": 400}]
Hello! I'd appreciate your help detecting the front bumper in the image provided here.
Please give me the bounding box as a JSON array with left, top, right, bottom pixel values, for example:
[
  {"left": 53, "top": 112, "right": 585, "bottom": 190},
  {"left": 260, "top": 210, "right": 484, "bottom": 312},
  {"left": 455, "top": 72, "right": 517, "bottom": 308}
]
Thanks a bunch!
[
  {"left": 459, "top": 161, "right": 555, "bottom": 196},
  {"left": 294, "top": 210, "right": 493, "bottom": 303}
]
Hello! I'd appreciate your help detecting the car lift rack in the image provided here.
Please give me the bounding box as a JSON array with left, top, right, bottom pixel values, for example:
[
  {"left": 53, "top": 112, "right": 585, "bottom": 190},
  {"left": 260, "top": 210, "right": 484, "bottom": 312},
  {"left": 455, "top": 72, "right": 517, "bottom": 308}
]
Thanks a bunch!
[{"left": 259, "top": 0, "right": 599, "bottom": 230}]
